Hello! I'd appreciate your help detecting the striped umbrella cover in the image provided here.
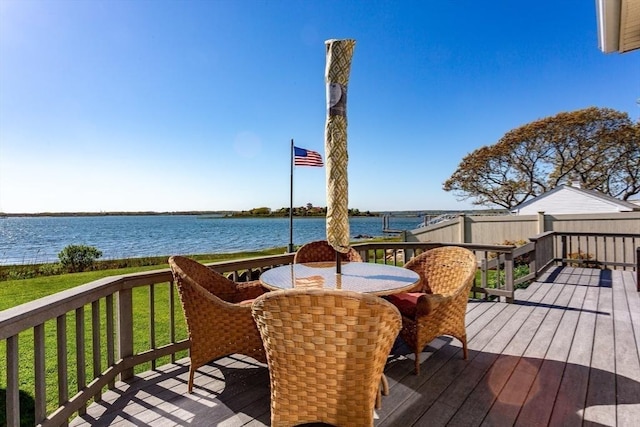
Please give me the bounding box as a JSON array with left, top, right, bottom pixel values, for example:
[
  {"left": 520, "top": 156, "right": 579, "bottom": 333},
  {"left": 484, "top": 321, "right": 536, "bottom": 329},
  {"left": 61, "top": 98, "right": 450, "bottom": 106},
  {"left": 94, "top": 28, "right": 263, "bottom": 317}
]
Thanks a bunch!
[{"left": 324, "top": 39, "right": 355, "bottom": 254}]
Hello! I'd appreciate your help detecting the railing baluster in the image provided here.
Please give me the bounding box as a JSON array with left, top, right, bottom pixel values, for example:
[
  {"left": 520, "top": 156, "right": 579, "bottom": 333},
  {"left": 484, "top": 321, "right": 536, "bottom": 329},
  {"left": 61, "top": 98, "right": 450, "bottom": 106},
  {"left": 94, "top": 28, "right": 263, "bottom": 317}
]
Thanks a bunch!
[
  {"left": 170, "top": 280, "right": 176, "bottom": 363},
  {"left": 149, "top": 283, "right": 156, "bottom": 370},
  {"left": 91, "top": 300, "right": 102, "bottom": 401},
  {"left": 497, "top": 253, "right": 503, "bottom": 291},
  {"left": 504, "top": 251, "right": 514, "bottom": 303},
  {"left": 34, "top": 323, "right": 46, "bottom": 423},
  {"left": 106, "top": 294, "right": 115, "bottom": 389},
  {"left": 56, "top": 314, "right": 69, "bottom": 426},
  {"left": 480, "top": 258, "right": 488, "bottom": 300},
  {"left": 6, "top": 334, "right": 19, "bottom": 427},
  {"left": 622, "top": 236, "right": 627, "bottom": 271},
  {"left": 75, "top": 306, "right": 86, "bottom": 415}
]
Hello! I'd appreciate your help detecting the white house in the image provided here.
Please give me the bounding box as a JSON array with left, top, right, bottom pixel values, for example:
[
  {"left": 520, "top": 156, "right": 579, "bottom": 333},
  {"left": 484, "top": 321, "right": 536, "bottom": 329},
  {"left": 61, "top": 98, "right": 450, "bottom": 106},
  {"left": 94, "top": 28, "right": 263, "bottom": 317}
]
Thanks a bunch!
[{"left": 511, "top": 185, "right": 639, "bottom": 215}]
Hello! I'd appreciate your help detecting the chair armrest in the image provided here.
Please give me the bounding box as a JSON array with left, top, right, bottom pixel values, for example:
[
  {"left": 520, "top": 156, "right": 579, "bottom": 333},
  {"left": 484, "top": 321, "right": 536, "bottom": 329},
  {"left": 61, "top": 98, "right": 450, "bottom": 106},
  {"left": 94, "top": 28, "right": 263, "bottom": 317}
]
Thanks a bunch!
[
  {"left": 415, "top": 293, "right": 452, "bottom": 317},
  {"left": 235, "top": 280, "right": 268, "bottom": 302},
  {"left": 187, "top": 280, "right": 254, "bottom": 311}
]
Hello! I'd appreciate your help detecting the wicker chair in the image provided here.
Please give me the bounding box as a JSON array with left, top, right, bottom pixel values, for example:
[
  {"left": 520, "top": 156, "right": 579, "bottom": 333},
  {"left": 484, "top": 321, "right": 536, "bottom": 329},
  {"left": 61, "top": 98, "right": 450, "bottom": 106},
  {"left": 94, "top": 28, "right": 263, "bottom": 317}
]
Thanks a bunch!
[
  {"left": 293, "top": 239, "right": 363, "bottom": 263},
  {"left": 386, "top": 246, "right": 477, "bottom": 374},
  {"left": 168, "top": 255, "right": 267, "bottom": 392},
  {"left": 252, "top": 289, "right": 402, "bottom": 427}
]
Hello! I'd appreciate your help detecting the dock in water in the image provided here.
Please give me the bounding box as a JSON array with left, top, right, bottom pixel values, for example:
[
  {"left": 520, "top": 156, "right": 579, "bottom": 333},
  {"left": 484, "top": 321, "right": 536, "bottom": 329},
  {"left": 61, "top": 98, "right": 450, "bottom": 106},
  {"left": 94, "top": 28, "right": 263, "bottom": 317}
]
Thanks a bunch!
[{"left": 382, "top": 214, "right": 406, "bottom": 234}]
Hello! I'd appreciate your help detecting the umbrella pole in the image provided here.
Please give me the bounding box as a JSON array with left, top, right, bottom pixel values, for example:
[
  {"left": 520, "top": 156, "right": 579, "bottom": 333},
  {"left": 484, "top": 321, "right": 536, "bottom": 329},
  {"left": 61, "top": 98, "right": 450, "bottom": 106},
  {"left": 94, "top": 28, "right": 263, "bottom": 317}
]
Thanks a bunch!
[{"left": 336, "top": 250, "right": 341, "bottom": 274}]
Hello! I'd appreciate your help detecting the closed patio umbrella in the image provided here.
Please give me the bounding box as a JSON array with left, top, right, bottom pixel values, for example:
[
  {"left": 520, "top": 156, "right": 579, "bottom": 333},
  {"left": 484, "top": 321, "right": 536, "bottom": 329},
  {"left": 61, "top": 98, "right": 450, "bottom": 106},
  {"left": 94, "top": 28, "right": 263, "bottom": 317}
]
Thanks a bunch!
[{"left": 324, "top": 39, "right": 355, "bottom": 273}]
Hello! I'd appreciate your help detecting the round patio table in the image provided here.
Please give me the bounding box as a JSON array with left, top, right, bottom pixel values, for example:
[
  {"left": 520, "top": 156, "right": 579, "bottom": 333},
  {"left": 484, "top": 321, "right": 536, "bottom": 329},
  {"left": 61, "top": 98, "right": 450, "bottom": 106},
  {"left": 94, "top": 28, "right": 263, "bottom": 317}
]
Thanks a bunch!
[{"left": 259, "top": 261, "right": 420, "bottom": 296}]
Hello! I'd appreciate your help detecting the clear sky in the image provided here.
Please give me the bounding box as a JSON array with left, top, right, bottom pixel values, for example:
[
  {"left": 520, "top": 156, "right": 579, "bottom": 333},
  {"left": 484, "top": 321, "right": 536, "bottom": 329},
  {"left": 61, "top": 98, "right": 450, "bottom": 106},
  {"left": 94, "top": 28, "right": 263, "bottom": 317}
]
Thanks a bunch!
[{"left": 0, "top": 0, "right": 638, "bottom": 214}]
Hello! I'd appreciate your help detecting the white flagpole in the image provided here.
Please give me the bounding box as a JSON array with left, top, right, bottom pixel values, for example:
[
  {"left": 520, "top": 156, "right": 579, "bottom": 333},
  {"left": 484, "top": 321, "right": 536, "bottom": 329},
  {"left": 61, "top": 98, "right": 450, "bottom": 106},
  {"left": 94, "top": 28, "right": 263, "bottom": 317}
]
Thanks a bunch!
[{"left": 288, "top": 138, "right": 294, "bottom": 253}]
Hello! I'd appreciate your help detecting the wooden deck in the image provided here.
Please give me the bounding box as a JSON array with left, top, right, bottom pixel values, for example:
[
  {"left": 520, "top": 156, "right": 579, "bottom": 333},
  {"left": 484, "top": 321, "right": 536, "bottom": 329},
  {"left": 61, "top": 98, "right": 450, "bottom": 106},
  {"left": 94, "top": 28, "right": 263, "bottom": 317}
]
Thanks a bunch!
[{"left": 71, "top": 266, "right": 640, "bottom": 427}]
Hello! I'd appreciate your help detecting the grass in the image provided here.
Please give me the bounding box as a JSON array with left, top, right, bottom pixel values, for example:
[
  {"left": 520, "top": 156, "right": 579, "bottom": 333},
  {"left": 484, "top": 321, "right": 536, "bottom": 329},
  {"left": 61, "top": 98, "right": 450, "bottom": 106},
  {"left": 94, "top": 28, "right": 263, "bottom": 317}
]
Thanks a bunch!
[
  {"left": 0, "top": 248, "right": 287, "bottom": 308},
  {"left": 0, "top": 248, "right": 290, "bottom": 282}
]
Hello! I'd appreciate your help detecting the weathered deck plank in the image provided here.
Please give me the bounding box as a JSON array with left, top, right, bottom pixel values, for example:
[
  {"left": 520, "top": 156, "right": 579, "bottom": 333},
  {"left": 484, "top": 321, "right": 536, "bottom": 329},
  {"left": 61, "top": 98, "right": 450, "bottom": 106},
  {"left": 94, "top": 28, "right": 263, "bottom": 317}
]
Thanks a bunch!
[
  {"left": 70, "top": 268, "right": 639, "bottom": 427},
  {"left": 584, "top": 269, "right": 616, "bottom": 426},
  {"left": 612, "top": 270, "right": 640, "bottom": 425}
]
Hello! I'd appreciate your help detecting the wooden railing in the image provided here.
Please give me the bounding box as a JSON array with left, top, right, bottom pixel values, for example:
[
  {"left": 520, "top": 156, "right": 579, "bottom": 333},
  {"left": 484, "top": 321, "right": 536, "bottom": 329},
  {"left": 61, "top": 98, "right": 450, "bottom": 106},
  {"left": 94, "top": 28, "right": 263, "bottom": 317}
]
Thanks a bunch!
[
  {"left": 553, "top": 232, "right": 639, "bottom": 270},
  {"left": 352, "top": 241, "right": 519, "bottom": 302},
  {"left": 1, "top": 253, "right": 293, "bottom": 427},
  {"left": 2, "top": 234, "right": 638, "bottom": 426}
]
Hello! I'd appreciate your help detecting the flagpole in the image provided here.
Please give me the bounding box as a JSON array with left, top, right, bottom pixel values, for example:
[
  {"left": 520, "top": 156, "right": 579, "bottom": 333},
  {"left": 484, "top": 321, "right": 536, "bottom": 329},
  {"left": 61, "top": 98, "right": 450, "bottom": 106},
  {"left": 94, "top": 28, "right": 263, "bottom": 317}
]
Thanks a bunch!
[{"left": 288, "top": 138, "right": 294, "bottom": 253}]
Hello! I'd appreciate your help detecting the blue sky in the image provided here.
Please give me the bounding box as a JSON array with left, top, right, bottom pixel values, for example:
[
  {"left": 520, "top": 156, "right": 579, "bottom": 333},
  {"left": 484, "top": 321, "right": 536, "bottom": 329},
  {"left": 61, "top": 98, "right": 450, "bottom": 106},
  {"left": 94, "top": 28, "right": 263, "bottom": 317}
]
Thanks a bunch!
[{"left": 0, "top": 0, "right": 638, "bottom": 214}]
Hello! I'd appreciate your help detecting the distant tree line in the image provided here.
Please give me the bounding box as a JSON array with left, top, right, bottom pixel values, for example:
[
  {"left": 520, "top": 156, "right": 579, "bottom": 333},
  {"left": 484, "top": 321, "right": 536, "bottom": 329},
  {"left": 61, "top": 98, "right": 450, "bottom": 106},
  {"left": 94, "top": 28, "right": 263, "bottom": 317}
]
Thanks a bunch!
[{"left": 230, "top": 203, "right": 375, "bottom": 217}]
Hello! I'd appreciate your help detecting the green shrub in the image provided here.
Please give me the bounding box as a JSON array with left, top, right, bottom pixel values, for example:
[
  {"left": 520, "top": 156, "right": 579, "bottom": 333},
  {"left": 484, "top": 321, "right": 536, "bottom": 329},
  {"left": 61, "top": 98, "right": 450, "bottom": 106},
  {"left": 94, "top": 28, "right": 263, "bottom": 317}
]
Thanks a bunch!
[
  {"left": 58, "top": 245, "right": 103, "bottom": 272},
  {"left": 38, "top": 263, "right": 61, "bottom": 276},
  {"left": 6, "top": 267, "right": 37, "bottom": 280},
  {"left": 487, "top": 264, "right": 531, "bottom": 289},
  {"left": 514, "top": 264, "right": 531, "bottom": 289}
]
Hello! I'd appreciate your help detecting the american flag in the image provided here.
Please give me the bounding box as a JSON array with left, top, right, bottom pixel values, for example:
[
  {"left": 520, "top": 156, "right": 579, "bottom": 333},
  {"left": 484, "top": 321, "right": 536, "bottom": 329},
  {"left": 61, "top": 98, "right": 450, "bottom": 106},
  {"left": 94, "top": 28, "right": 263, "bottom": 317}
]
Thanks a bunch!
[{"left": 294, "top": 146, "right": 324, "bottom": 167}]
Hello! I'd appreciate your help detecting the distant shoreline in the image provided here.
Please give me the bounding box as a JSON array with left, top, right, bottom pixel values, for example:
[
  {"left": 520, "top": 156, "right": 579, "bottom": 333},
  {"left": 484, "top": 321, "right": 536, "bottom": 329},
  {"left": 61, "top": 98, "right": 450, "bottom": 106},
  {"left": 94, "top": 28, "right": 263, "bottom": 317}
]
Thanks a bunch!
[
  {"left": 0, "top": 211, "right": 233, "bottom": 218},
  {"left": 0, "top": 209, "right": 503, "bottom": 218}
]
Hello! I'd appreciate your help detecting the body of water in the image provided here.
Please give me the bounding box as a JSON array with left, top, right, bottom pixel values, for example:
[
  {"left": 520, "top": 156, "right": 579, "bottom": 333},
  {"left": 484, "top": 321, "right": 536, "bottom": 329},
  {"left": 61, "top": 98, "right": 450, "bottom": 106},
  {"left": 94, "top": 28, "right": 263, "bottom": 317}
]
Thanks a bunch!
[{"left": 0, "top": 215, "right": 422, "bottom": 265}]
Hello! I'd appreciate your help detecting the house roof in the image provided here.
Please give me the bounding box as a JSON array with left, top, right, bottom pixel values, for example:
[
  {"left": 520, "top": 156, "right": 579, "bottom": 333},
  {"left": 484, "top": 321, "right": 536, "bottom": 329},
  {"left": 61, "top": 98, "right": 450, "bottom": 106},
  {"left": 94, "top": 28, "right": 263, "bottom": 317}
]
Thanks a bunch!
[
  {"left": 596, "top": 0, "right": 640, "bottom": 53},
  {"left": 511, "top": 185, "right": 639, "bottom": 213}
]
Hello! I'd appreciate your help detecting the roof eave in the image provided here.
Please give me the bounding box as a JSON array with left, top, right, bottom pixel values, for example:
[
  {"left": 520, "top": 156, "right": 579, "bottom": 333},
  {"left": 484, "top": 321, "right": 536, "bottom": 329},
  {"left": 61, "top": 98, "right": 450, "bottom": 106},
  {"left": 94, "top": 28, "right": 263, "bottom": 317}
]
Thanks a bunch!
[{"left": 596, "top": 0, "right": 622, "bottom": 53}]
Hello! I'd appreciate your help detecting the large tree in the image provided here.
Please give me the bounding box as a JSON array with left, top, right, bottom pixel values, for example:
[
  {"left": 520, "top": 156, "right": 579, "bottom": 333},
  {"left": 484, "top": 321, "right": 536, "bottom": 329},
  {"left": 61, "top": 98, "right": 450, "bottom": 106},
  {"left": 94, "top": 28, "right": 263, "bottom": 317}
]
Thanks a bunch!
[{"left": 443, "top": 107, "right": 640, "bottom": 209}]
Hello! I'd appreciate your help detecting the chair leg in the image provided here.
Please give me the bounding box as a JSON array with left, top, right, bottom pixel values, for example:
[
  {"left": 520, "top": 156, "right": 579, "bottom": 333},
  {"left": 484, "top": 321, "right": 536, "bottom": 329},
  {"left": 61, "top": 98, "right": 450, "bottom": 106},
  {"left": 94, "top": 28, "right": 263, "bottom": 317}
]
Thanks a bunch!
[
  {"left": 414, "top": 352, "right": 420, "bottom": 375},
  {"left": 462, "top": 337, "right": 468, "bottom": 360},
  {"left": 375, "top": 374, "right": 389, "bottom": 409},
  {"left": 188, "top": 366, "right": 195, "bottom": 393},
  {"left": 381, "top": 374, "right": 389, "bottom": 396}
]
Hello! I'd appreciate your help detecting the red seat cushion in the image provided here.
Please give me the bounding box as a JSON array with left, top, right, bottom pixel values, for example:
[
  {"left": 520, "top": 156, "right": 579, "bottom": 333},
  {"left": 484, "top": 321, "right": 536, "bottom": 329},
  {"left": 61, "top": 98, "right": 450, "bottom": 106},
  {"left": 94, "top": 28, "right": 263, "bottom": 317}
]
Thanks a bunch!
[{"left": 387, "top": 293, "right": 423, "bottom": 318}]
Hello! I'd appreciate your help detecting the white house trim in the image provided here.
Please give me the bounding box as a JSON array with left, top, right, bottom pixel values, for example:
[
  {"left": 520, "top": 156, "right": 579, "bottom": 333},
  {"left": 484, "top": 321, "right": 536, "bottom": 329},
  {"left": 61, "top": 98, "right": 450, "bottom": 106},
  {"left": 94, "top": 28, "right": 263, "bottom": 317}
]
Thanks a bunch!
[
  {"left": 511, "top": 185, "right": 639, "bottom": 215},
  {"left": 596, "top": 0, "right": 640, "bottom": 53}
]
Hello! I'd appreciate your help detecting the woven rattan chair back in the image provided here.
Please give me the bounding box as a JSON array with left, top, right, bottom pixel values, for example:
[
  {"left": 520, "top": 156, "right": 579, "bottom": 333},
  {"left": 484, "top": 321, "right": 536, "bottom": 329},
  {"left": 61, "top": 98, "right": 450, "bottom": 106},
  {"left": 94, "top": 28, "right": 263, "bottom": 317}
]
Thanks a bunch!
[
  {"left": 404, "top": 246, "right": 477, "bottom": 295},
  {"left": 252, "top": 289, "right": 401, "bottom": 427},
  {"left": 168, "top": 255, "right": 267, "bottom": 392},
  {"left": 293, "top": 239, "right": 363, "bottom": 264},
  {"left": 399, "top": 246, "right": 477, "bottom": 374}
]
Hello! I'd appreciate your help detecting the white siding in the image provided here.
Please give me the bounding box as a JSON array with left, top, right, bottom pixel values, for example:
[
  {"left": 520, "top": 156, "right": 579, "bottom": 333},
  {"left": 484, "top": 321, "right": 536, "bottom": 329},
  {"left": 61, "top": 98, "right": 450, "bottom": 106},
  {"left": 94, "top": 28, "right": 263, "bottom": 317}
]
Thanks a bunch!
[{"left": 516, "top": 187, "right": 630, "bottom": 215}]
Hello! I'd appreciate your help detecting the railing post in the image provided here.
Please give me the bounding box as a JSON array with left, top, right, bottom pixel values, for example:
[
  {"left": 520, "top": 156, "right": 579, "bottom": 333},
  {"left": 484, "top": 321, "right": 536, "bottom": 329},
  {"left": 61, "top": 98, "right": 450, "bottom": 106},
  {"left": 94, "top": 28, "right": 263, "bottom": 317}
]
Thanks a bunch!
[
  {"left": 117, "top": 288, "right": 134, "bottom": 380},
  {"left": 504, "top": 250, "right": 514, "bottom": 303}
]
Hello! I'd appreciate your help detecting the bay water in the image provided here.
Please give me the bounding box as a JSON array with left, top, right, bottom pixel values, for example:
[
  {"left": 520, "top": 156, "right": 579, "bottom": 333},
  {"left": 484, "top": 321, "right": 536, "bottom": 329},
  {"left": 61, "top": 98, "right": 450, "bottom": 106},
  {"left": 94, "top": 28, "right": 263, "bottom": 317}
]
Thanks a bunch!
[{"left": 0, "top": 215, "right": 421, "bottom": 265}]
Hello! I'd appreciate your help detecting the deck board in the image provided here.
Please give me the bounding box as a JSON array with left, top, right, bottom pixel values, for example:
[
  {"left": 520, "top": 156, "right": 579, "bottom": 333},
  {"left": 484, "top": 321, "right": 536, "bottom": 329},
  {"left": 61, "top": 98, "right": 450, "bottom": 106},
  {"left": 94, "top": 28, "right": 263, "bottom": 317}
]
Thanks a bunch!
[{"left": 70, "top": 267, "right": 639, "bottom": 427}]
